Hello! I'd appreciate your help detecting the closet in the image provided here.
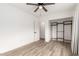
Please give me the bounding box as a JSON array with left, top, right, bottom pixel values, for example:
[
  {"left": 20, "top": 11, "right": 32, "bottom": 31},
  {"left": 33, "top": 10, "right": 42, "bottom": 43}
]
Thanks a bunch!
[{"left": 50, "top": 17, "right": 72, "bottom": 43}]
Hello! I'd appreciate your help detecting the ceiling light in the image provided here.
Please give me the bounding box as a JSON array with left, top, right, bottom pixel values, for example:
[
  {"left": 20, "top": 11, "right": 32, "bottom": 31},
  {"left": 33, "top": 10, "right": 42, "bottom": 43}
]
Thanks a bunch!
[{"left": 39, "top": 6, "right": 42, "bottom": 9}]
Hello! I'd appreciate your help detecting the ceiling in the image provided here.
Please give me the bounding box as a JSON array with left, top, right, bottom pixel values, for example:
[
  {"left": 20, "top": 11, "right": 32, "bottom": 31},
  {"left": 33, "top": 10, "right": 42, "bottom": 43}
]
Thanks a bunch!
[{"left": 9, "top": 3, "right": 76, "bottom": 16}]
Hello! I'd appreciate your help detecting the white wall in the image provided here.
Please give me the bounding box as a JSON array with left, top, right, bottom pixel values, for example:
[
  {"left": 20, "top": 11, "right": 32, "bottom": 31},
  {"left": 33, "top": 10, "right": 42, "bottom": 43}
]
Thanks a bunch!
[
  {"left": 72, "top": 4, "right": 79, "bottom": 55},
  {"left": 40, "top": 11, "right": 73, "bottom": 42},
  {"left": 0, "top": 4, "right": 39, "bottom": 53}
]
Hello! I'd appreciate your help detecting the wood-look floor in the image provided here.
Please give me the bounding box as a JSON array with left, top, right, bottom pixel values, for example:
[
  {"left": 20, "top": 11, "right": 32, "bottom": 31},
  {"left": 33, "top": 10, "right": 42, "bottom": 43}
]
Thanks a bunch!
[{"left": 1, "top": 40, "right": 72, "bottom": 56}]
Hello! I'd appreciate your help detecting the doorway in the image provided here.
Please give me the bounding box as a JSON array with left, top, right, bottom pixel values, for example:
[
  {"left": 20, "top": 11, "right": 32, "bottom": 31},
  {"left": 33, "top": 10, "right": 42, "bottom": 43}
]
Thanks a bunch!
[{"left": 40, "top": 22, "right": 45, "bottom": 40}]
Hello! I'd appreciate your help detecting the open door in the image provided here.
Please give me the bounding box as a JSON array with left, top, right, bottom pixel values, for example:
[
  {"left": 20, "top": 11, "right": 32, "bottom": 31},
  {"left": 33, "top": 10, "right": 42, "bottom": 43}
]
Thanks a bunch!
[
  {"left": 34, "top": 19, "right": 40, "bottom": 41},
  {"left": 40, "top": 22, "right": 45, "bottom": 40}
]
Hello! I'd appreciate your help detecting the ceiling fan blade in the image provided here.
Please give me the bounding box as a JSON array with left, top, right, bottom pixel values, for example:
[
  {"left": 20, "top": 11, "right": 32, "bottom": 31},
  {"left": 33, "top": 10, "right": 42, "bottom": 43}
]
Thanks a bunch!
[
  {"left": 42, "top": 6, "right": 47, "bottom": 12},
  {"left": 43, "top": 3, "right": 55, "bottom": 5},
  {"left": 26, "top": 3, "right": 38, "bottom": 6},
  {"left": 34, "top": 6, "right": 39, "bottom": 12}
]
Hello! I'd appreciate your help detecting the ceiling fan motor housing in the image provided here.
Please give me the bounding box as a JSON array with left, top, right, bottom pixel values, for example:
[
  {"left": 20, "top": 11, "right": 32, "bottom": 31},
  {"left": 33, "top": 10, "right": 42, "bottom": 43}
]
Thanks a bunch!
[{"left": 38, "top": 3, "right": 44, "bottom": 6}]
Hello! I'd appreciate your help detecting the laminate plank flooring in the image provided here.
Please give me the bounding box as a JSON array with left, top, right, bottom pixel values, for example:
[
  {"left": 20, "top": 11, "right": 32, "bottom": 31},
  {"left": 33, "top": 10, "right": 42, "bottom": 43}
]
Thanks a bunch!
[{"left": 1, "top": 40, "right": 72, "bottom": 56}]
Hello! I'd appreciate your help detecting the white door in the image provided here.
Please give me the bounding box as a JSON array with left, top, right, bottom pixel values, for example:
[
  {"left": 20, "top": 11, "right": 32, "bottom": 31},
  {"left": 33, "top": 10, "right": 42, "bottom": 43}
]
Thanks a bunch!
[{"left": 34, "top": 19, "right": 40, "bottom": 41}]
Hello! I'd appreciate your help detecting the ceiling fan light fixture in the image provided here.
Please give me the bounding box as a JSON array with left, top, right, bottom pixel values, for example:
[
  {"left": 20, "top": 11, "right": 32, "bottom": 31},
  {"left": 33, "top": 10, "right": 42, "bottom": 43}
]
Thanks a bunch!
[
  {"left": 39, "top": 6, "right": 42, "bottom": 9},
  {"left": 26, "top": 3, "right": 55, "bottom": 12}
]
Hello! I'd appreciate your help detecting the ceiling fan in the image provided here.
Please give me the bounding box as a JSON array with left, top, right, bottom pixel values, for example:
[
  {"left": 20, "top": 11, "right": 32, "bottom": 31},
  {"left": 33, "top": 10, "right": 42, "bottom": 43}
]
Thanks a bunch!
[{"left": 26, "top": 3, "right": 55, "bottom": 12}]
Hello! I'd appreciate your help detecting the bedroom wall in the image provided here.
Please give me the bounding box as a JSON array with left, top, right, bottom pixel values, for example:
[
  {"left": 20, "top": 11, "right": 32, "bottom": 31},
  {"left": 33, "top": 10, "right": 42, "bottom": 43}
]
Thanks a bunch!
[
  {"left": 0, "top": 4, "right": 39, "bottom": 53},
  {"left": 71, "top": 4, "right": 79, "bottom": 55}
]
